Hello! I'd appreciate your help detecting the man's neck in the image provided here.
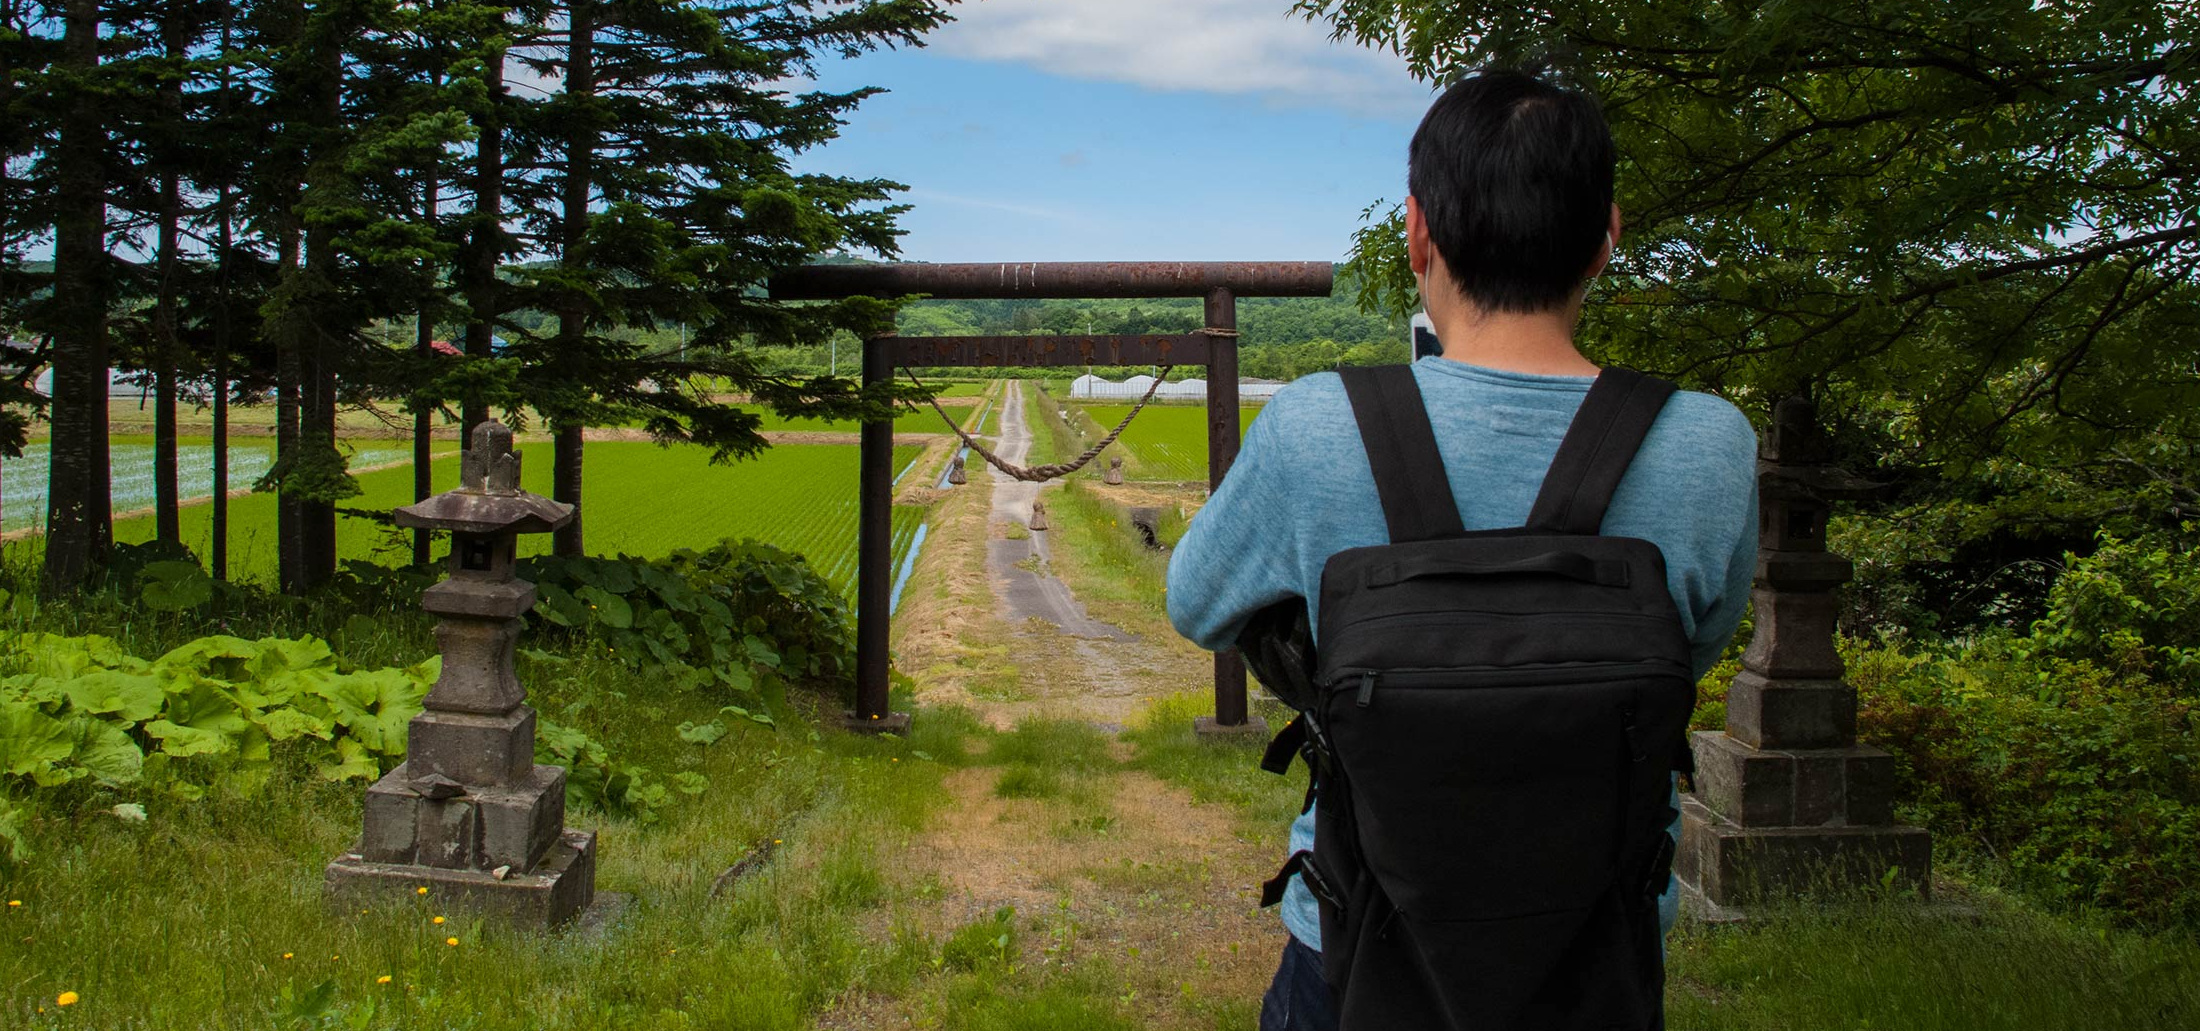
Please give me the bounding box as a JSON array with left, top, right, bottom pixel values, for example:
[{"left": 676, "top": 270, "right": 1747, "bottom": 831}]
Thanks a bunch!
[{"left": 1429, "top": 304, "right": 1599, "bottom": 377}]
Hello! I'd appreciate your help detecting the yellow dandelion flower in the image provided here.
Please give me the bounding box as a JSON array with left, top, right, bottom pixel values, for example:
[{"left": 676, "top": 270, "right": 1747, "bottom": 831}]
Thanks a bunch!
[
  {"left": 416, "top": 886, "right": 430, "bottom": 896},
  {"left": 433, "top": 916, "right": 446, "bottom": 925},
  {"left": 57, "top": 992, "right": 79, "bottom": 1007},
  {"left": 282, "top": 953, "right": 294, "bottom": 960},
  {"left": 377, "top": 975, "right": 393, "bottom": 985},
  {"left": 446, "top": 937, "right": 459, "bottom": 947},
  {"left": 6, "top": 900, "right": 19, "bottom": 907}
]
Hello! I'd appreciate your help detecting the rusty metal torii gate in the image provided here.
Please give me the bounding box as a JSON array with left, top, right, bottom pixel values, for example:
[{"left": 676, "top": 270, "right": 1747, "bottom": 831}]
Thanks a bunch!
[{"left": 771, "top": 261, "right": 1335, "bottom": 736}]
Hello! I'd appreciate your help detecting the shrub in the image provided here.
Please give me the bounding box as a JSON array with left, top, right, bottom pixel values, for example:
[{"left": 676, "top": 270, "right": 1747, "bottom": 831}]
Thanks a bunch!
[
  {"left": 2025, "top": 528, "right": 2200, "bottom": 688},
  {"left": 1851, "top": 636, "right": 2200, "bottom": 928},
  {"left": 521, "top": 539, "right": 854, "bottom": 700}
]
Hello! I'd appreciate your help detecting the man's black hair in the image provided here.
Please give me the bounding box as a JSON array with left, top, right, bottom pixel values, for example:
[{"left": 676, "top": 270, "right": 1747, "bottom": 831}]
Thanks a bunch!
[{"left": 1408, "top": 68, "right": 1616, "bottom": 314}]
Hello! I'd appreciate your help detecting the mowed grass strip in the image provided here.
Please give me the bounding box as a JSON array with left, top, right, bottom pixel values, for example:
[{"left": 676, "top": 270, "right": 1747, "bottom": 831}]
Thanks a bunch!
[
  {"left": 1064, "top": 403, "right": 1262, "bottom": 481},
  {"left": 112, "top": 441, "right": 924, "bottom": 598}
]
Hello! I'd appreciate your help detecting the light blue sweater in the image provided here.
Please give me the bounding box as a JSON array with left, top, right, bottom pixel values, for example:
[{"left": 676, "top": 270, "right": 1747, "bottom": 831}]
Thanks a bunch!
[{"left": 1166, "top": 356, "right": 1759, "bottom": 949}]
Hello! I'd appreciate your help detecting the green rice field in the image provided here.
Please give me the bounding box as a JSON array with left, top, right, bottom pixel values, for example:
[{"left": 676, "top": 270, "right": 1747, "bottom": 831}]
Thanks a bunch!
[
  {"left": 0, "top": 437, "right": 404, "bottom": 536},
  {"left": 1069, "top": 404, "right": 1264, "bottom": 481},
  {"left": 90, "top": 440, "right": 923, "bottom": 598},
  {"left": 734, "top": 405, "right": 950, "bottom": 435}
]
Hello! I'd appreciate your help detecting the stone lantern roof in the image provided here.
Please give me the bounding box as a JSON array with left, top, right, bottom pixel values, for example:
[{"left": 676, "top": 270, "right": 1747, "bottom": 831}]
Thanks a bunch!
[{"left": 394, "top": 421, "right": 574, "bottom": 536}]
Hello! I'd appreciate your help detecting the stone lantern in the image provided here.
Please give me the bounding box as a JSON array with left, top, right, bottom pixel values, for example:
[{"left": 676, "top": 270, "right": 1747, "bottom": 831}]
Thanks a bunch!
[
  {"left": 1678, "top": 397, "right": 1930, "bottom": 912},
  {"left": 325, "top": 421, "right": 599, "bottom": 928}
]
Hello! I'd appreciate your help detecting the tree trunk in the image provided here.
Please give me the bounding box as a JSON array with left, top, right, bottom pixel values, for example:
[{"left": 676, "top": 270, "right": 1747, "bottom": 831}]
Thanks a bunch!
[
  {"left": 552, "top": 0, "right": 593, "bottom": 558},
  {"left": 43, "top": 0, "right": 109, "bottom": 593},
  {"left": 553, "top": 421, "right": 584, "bottom": 554},
  {"left": 274, "top": 223, "right": 302, "bottom": 594},
  {"left": 461, "top": 17, "right": 506, "bottom": 441},
  {"left": 152, "top": 14, "right": 185, "bottom": 547},
  {"left": 212, "top": 353, "right": 228, "bottom": 580},
  {"left": 297, "top": 32, "right": 343, "bottom": 591},
  {"left": 415, "top": 160, "right": 439, "bottom": 566},
  {"left": 210, "top": 6, "right": 236, "bottom": 582}
]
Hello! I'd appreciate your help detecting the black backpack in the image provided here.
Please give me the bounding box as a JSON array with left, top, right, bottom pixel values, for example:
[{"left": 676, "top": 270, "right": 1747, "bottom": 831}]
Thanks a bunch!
[{"left": 1240, "top": 364, "right": 1696, "bottom": 1031}]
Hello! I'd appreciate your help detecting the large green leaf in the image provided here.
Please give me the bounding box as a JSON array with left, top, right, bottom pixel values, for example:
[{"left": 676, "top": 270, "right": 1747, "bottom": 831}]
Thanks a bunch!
[
  {"left": 0, "top": 796, "right": 28, "bottom": 860},
  {"left": 16, "top": 633, "right": 146, "bottom": 679},
  {"left": 63, "top": 670, "right": 165, "bottom": 723},
  {"left": 577, "top": 585, "right": 634, "bottom": 629},
  {"left": 2, "top": 673, "right": 65, "bottom": 707},
  {"left": 317, "top": 737, "right": 380, "bottom": 782},
  {"left": 0, "top": 702, "right": 75, "bottom": 779},
  {"left": 253, "top": 636, "right": 337, "bottom": 674},
  {"left": 315, "top": 668, "right": 425, "bottom": 754},
  {"left": 66, "top": 717, "right": 145, "bottom": 787},
  {"left": 255, "top": 706, "right": 335, "bottom": 743},
  {"left": 146, "top": 680, "right": 254, "bottom": 758},
  {"left": 594, "top": 561, "right": 638, "bottom": 595},
  {"left": 536, "top": 583, "right": 588, "bottom": 627},
  {"left": 152, "top": 635, "right": 262, "bottom": 683},
  {"left": 139, "top": 561, "right": 215, "bottom": 612}
]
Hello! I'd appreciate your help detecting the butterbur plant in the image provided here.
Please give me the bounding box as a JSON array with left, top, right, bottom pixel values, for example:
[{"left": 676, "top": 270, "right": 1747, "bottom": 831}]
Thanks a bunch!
[{"left": 0, "top": 633, "right": 654, "bottom": 860}]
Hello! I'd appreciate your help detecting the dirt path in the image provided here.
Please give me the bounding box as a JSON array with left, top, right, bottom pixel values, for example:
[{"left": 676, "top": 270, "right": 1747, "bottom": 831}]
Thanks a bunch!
[
  {"left": 863, "top": 381, "right": 1287, "bottom": 1029},
  {"left": 984, "top": 380, "right": 1131, "bottom": 643}
]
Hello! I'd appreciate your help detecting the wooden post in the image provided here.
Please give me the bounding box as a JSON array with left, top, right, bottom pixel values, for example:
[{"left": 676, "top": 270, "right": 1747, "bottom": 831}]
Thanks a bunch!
[
  {"left": 1196, "top": 289, "right": 1259, "bottom": 738},
  {"left": 849, "top": 335, "right": 908, "bottom": 733}
]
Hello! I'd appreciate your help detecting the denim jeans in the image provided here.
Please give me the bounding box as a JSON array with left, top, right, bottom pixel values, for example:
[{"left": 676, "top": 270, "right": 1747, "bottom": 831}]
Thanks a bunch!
[{"left": 1258, "top": 937, "right": 1338, "bottom": 1031}]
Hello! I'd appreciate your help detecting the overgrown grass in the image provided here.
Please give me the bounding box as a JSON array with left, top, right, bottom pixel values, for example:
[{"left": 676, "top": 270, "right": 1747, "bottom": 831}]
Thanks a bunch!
[
  {"left": 1123, "top": 691, "right": 1303, "bottom": 834},
  {"left": 1665, "top": 896, "right": 2200, "bottom": 1029},
  {"left": 0, "top": 641, "right": 972, "bottom": 1031}
]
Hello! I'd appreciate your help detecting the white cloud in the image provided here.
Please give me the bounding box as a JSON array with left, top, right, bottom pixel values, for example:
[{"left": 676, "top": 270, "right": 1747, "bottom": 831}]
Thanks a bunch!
[
  {"left": 929, "top": 0, "right": 1430, "bottom": 116},
  {"left": 903, "top": 188, "right": 1097, "bottom": 224}
]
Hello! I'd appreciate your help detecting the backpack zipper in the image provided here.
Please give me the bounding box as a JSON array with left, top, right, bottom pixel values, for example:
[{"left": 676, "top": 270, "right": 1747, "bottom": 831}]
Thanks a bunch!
[
  {"left": 1621, "top": 703, "right": 1646, "bottom": 762},
  {"left": 1325, "top": 659, "right": 1685, "bottom": 695}
]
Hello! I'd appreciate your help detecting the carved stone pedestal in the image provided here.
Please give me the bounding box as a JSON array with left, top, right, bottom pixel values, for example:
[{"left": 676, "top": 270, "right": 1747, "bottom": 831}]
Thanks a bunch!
[{"left": 1679, "top": 398, "right": 1930, "bottom": 913}]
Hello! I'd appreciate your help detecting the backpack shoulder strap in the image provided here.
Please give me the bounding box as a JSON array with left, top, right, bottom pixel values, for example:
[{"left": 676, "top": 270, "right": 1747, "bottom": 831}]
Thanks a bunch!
[
  {"left": 1340, "top": 365, "right": 1466, "bottom": 543},
  {"left": 1526, "top": 367, "right": 1678, "bottom": 536}
]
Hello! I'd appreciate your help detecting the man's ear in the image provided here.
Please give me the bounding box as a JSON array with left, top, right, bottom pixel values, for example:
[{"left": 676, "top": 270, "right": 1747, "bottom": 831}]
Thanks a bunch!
[
  {"left": 1585, "top": 203, "right": 1622, "bottom": 280},
  {"left": 1406, "top": 196, "right": 1431, "bottom": 277}
]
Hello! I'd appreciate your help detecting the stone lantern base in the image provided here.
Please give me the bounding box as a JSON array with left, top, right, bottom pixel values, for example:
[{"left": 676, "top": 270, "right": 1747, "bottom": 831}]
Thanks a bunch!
[
  {"left": 324, "top": 756, "right": 598, "bottom": 929},
  {"left": 325, "top": 830, "right": 597, "bottom": 929},
  {"left": 1678, "top": 730, "right": 1931, "bottom": 910}
]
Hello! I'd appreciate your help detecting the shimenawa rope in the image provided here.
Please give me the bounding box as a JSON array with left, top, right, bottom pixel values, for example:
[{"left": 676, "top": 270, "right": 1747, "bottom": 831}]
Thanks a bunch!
[{"left": 906, "top": 365, "right": 1177, "bottom": 483}]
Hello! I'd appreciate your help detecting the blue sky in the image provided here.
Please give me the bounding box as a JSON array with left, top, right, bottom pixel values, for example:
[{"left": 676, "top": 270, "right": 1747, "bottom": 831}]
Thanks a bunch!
[{"left": 791, "top": 0, "right": 1436, "bottom": 264}]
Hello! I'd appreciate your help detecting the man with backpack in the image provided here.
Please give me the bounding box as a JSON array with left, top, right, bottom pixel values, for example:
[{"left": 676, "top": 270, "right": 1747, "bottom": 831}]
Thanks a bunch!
[{"left": 1167, "top": 69, "right": 1759, "bottom": 1030}]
